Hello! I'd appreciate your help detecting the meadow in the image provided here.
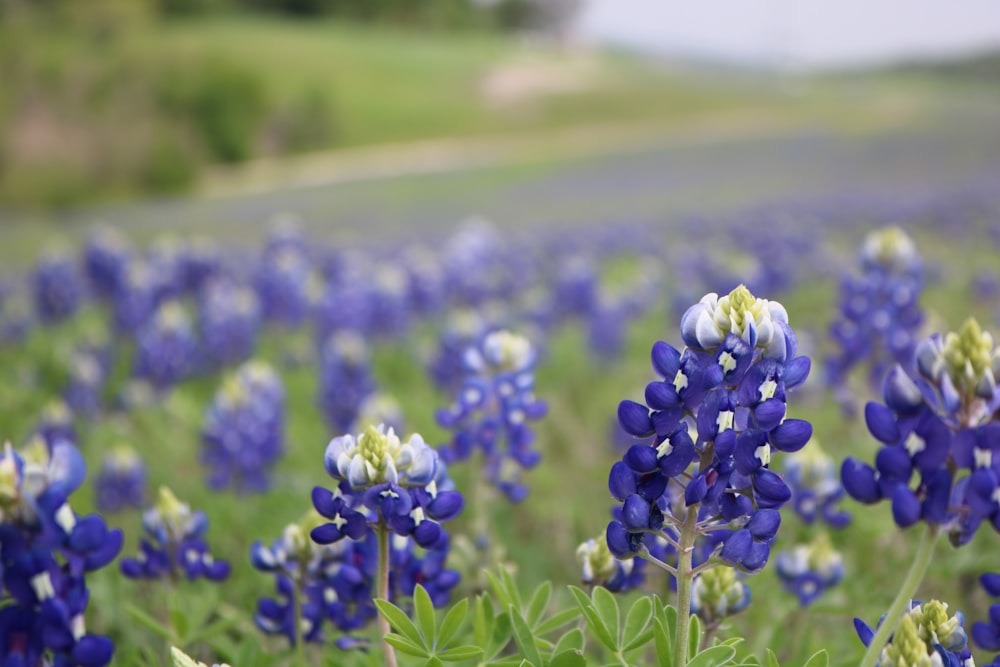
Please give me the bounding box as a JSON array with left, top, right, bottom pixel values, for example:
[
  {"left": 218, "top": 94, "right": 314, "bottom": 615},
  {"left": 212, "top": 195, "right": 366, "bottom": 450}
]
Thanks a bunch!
[{"left": 3, "top": 158, "right": 1000, "bottom": 667}]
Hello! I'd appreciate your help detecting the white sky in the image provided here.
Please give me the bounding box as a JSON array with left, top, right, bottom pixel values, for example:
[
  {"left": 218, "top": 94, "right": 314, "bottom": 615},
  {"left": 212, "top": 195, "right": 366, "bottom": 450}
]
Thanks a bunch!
[{"left": 577, "top": 0, "right": 1000, "bottom": 70}]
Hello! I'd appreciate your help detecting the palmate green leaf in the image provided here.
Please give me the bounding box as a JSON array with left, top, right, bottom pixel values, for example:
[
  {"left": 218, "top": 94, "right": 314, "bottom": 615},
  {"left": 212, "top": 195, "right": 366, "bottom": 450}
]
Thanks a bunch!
[
  {"left": 549, "top": 650, "right": 586, "bottom": 667},
  {"left": 423, "top": 657, "right": 445, "bottom": 667},
  {"left": 437, "top": 645, "right": 484, "bottom": 662},
  {"left": 414, "top": 584, "right": 437, "bottom": 645},
  {"left": 489, "top": 611, "right": 514, "bottom": 660},
  {"left": 590, "top": 587, "right": 621, "bottom": 651},
  {"left": 580, "top": 604, "right": 618, "bottom": 652},
  {"left": 766, "top": 649, "right": 780, "bottom": 667},
  {"left": 510, "top": 604, "right": 544, "bottom": 667},
  {"left": 527, "top": 580, "right": 552, "bottom": 628},
  {"left": 535, "top": 606, "right": 581, "bottom": 636},
  {"left": 623, "top": 628, "right": 655, "bottom": 653},
  {"left": 686, "top": 645, "right": 736, "bottom": 667},
  {"left": 687, "top": 613, "right": 703, "bottom": 662},
  {"left": 437, "top": 597, "right": 469, "bottom": 649},
  {"left": 385, "top": 633, "right": 431, "bottom": 658},
  {"left": 375, "top": 599, "right": 426, "bottom": 648},
  {"left": 622, "top": 595, "right": 653, "bottom": 650},
  {"left": 800, "top": 650, "right": 829, "bottom": 667}
]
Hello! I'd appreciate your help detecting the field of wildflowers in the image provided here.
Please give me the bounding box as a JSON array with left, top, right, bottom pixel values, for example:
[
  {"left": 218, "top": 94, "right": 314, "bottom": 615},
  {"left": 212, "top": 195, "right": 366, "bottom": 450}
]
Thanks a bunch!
[{"left": 3, "top": 179, "right": 1000, "bottom": 667}]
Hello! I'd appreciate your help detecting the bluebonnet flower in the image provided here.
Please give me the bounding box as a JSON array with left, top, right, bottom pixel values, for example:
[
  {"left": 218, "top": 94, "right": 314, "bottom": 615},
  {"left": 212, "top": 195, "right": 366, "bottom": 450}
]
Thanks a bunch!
[
  {"left": 369, "top": 265, "right": 411, "bottom": 339},
  {"left": 181, "top": 237, "right": 222, "bottom": 292},
  {"left": 436, "top": 330, "right": 547, "bottom": 502},
  {"left": 973, "top": 572, "right": 1000, "bottom": 653},
  {"left": 134, "top": 301, "right": 198, "bottom": 390},
  {"left": 201, "top": 361, "right": 285, "bottom": 493},
  {"left": 576, "top": 535, "right": 645, "bottom": 593},
  {"left": 33, "top": 247, "right": 83, "bottom": 324},
  {"left": 782, "top": 440, "right": 851, "bottom": 528},
  {"left": 825, "top": 227, "right": 924, "bottom": 402},
  {"left": 774, "top": 533, "right": 844, "bottom": 606},
  {"left": 690, "top": 566, "right": 752, "bottom": 628},
  {"left": 256, "top": 245, "right": 315, "bottom": 329},
  {"left": 841, "top": 318, "right": 1000, "bottom": 542},
  {"left": 607, "top": 285, "right": 812, "bottom": 575},
  {"left": 93, "top": 446, "right": 147, "bottom": 513},
  {"left": 33, "top": 400, "right": 77, "bottom": 450},
  {"left": 84, "top": 226, "right": 132, "bottom": 299},
  {"left": 198, "top": 279, "right": 261, "bottom": 368},
  {"left": 0, "top": 440, "right": 122, "bottom": 667},
  {"left": 855, "top": 600, "right": 972, "bottom": 667},
  {"left": 312, "top": 424, "right": 463, "bottom": 549},
  {"left": 400, "top": 244, "right": 445, "bottom": 317},
  {"left": 120, "top": 486, "right": 230, "bottom": 581},
  {"left": 113, "top": 260, "right": 162, "bottom": 336},
  {"left": 251, "top": 511, "right": 338, "bottom": 645},
  {"left": 64, "top": 350, "right": 107, "bottom": 419},
  {"left": 389, "top": 533, "right": 461, "bottom": 607},
  {"left": 427, "top": 309, "right": 487, "bottom": 394},
  {"left": 318, "top": 331, "right": 376, "bottom": 432}
]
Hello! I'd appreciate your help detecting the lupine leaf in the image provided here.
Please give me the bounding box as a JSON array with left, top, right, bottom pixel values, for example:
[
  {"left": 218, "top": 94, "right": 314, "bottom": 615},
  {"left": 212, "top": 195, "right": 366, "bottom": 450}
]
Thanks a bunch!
[
  {"left": 766, "top": 649, "right": 780, "bottom": 667},
  {"left": 800, "top": 650, "right": 829, "bottom": 667},
  {"left": 549, "top": 650, "right": 586, "bottom": 667},
  {"left": 127, "top": 604, "right": 177, "bottom": 642},
  {"left": 414, "top": 585, "right": 437, "bottom": 645},
  {"left": 437, "top": 598, "right": 469, "bottom": 649},
  {"left": 474, "top": 594, "right": 494, "bottom": 650},
  {"left": 686, "top": 645, "right": 736, "bottom": 667},
  {"left": 623, "top": 628, "right": 656, "bottom": 653},
  {"left": 567, "top": 586, "right": 592, "bottom": 612},
  {"left": 580, "top": 605, "right": 618, "bottom": 652},
  {"left": 552, "top": 628, "right": 585, "bottom": 655},
  {"left": 591, "top": 587, "right": 621, "bottom": 650},
  {"left": 490, "top": 611, "right": 514, "bottom": 659},
  {"left": 687, "top": 613, "right": 703, "bottom": 662},
  {"left": 622, "top": 596, "right": 653, "bottom": 650},
  {"left": 486, "top": 570, "right": 512, "bottom": 609},
  {"left": 385, "top": 634, "right": 431, "bottom": 658},
  {"left": 375, "top": 599, "right": 425, "bottom": 648},
  {"left": 510, "top": 604, "right": 544, "bottom": 667},
  {"left": 501, "top": 567, "right": 524, "bottom": 611},
  {"left": 490, "top": 657, "right": 525, "bottom": 667},
  {"left": 424, "top": 657, "right": 445, "bottom": 667},
  {"left": 170, "top": 608, "right": 189, "bottom": 642},
  {"left": 535, "top": 606, "right": 581, "bottom": 636},
  {"left": 527, "top": 581, "right": 552, "bottom": 628},
  {"left": 437, "top": 645, "right": 484, "bottom": 662},
  {"left": 653, "top": 618, "right": 674, "bottom": 667}
]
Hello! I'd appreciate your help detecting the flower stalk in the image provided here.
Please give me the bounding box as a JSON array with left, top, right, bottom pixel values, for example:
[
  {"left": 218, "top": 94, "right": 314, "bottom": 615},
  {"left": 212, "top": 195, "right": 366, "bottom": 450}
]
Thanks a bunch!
[
  {"left": 858, "top": 523, "right": 940, "bottom": 667},
  {"left": 376, "top": 523, "right": 398, "bottom": 667}
]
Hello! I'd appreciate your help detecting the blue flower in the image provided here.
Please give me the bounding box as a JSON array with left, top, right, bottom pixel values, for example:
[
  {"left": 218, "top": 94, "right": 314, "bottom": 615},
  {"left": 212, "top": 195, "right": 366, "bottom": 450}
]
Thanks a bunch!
[
  {"left": 33, "top": 248, "right": 83, "bottom": 324},
  {"left": 774, "top": 533, "right": 844, "bottom": 606}
]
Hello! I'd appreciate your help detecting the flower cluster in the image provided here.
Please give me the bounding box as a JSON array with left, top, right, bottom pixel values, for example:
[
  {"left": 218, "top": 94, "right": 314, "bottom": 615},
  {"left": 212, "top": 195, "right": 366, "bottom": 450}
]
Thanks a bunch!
[
  {"left": 134, "top": 301, "right": 198, "bottom": 391},
  {"left": 576, "top": 535, "right": 644, "bottom": 593},
  {"left": 842, "top": 318, "right": 1000, "bottom": 543},
  {"left": 201, "top": 361, "right": 285, "bottom": 493},
  {"left": 782, "top": 440, "right": 851, "bottom": 528},
  {"left": 436, "top": 330, "right": 548, "bottom": 502},
  {"left": 855, "top": 600, "right": 972, "bottom": 667},
  {"left": 311, "top": 424, "right": 463, "bottom": 550},
  {"left": 34, "top": 248, "right": 83, "bottom": 324},
  {"left": 608, "top": 285, "right": 812, "bottom": 574},
  {"left": 774, "top": 533, "right": 844, "bottom": 606},
  {"left": 825, "top": 227, "right": 924, "bottom": 404},
  {"left": 318, "top": 331, "right": 376, "bottom": 433},
  {"left": 120, "top": 487, "right": 230, "bottom": 582},
  {"left": 690, "top": 565, "right": 752, "bottom": 628},
  {"left": 93, "top": 446, "right": 147, "bottom": 513},
  {"left": 0, "top": 440, "right": 122, "bottom": 666},
  {"left": 974, "top": 573, "right": 1000, "bottom": 656},
  {"left": 199, "top": 279, "right": 261, "bottom": 368}
]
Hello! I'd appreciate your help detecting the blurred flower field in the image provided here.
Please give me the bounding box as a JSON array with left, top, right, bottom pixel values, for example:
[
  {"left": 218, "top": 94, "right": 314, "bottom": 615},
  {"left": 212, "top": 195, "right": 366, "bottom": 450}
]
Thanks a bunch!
[{"left": 4, "top": 165, "right": 1000, "bottom": 667}]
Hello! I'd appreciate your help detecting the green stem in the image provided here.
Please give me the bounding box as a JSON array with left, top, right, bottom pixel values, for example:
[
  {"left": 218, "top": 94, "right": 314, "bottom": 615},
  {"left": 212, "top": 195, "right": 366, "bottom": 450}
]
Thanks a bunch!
[
  {"left": 376, "top": 523, "right": 399, "bottom": 667},
  {"left": 293, "top": 574, "right": 305, "bottom": 667},
  {"left": 673, "top": 507, "right": 700, "bottom": 667},
  {"left": 859, "top": 524, "right": 940, "bottom": 667}
]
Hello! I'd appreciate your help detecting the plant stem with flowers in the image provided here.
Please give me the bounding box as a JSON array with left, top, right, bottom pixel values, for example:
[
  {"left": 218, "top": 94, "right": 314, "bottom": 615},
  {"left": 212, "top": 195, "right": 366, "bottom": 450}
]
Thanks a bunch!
[{"left": 376, "top": 522, "right": 398, "bottom": 667}]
